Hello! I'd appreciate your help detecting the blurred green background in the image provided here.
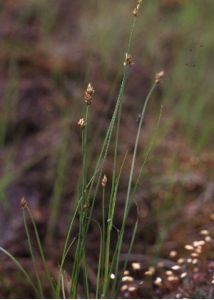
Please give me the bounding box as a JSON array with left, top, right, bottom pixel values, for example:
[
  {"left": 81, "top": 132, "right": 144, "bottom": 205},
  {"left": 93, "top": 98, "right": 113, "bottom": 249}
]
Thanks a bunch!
[{"left": 0, "top": 0, "right": 213, "bottom": 279}]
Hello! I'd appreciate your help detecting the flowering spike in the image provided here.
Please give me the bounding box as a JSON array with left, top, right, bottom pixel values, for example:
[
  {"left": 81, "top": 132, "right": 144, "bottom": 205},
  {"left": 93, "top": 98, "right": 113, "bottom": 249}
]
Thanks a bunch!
[
  {"left": 155, "top": 70, "right": 165, "bottom": 84},
  {"left": 84, "top": 83, "right": 95, "bottom": 105},
  {"left": 20, "top": 197, "right": 27, "bottom": 209},
  {"left": 124, "top": 53, "right": 134, "bottom": 66},
  {"left": 132, "top": 0, "right": 144, "bottom": 17},
  {"left": 78, "top": 118, "right": 86, "bottom": 129},
  {"left": 101, "top": 174, "right": 107, "bottom": 188}
]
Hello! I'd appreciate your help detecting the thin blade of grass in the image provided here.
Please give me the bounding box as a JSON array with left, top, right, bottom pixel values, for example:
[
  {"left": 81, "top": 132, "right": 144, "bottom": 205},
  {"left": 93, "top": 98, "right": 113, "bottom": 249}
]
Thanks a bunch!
[{"left": 0, "top": 247, "right": 38, "bottom": 296}]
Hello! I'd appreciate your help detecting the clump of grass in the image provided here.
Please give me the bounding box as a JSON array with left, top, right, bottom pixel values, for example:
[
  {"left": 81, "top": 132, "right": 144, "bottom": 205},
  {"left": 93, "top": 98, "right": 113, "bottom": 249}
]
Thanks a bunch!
[{"left": 0, "top": 1, "right": 166, "bottom": 298}]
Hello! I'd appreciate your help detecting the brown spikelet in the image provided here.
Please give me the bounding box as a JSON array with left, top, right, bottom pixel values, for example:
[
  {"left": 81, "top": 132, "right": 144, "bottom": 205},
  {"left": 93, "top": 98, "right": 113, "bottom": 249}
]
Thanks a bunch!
[
  {"left": 84, "top": 83, "right": 95, "bottom": 105},
  {"left": 101, "top": 174, "right": 107, "bottom": 188},
  {"left": 132, "top": 0, "right": 144, "bottom": 17},
  {"left": 78, "top": 118, "right": 86, "bottom": 129},
  {"left": 20, "top": 197, "right": 27, "bottom": 209},
  {"left": 124, "top": 53, "right": 134, "bottom": 66},
  {"left": 155, "top": 70, "right": 165, "bottom": 84}
]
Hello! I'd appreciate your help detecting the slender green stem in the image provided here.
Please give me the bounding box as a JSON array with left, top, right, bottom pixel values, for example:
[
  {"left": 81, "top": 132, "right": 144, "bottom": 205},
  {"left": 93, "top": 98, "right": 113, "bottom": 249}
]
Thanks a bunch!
[
  {"left": 56, "top": 174, "right": 96, "bottom": 297},
  {"left": 111, "top": 105, "right": 163, "bottom": 297},
  {"left": 82, "top": 106, "right": 89, "bottom": 190},
  {"left": 95, "top": 223, "right": 103, "bottom": 299},
  {"left": 111, "top": 82, "right": 157, "bottom": 291},
  {"left": 0, "top": 247, "right": 38, "bottom": 296},
  {"left": 111, "top": 16, "right": 136, "bottom": 180},
  {"left": 23, "top": 211, "right": 44, "bottom": 298},
  {"left": 83, "top": 15, "right": 137, "bottom": 223},
  {"left": 71, "top": 38, "right": 133, "bottom": 291},
  {"left": 102, "top": 153, "right": 128, "bottom": 298},
  {"left": 70, "top": 105, "right": 90, "bottom": 298},
  {"left": 26, "top": 207, "right": 56, "bottom": 296},
  {"left": 124, "top": 82, "right": 156, "bottom": 223},
  {"left": 102, "top": 183, "right": 118, "bottom": 298},
  {"left": 129, "top": 104, "right": 163, "bottom": 200},
  {"left": 60, "top": 5, "right": 141, "bottom": 299},
  {"left": 82, "top": 253, "right": 89, "bottom": 298},
  {"left": 96, "top": 187, "right": 106, "bottom": 298},
  {"left": 101, "top": 187, "right": 106, "bottom": 267},
  {"left": 68, "top": 64, "right": 129, "bottom": 298},
  {"left": 112, "top": 221, "right": 138, "bottom": 298}
]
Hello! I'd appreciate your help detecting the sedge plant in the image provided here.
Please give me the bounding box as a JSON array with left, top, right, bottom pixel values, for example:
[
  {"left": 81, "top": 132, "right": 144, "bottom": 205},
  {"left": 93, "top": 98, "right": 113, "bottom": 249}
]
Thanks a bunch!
[{"left": 0, "top": 1, "right": 166, "bottom": 298}]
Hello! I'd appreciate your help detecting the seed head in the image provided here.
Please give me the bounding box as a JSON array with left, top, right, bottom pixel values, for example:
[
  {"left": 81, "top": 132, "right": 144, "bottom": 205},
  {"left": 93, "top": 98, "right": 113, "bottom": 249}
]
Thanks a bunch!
[
  {"left": 123, "top": 270, "right": 130, "bottom": 276},
  {"left": 167, "top": 276, "right": 179, "bottom": 282},
  {"left": 122, "top": 276, "right": 134, "bottom": 282},
  {"left": 154, "top": 277, "right": 162, "bottom": 286},
  {"left": 165, "top": 270, "right": 173, "bottom": 276},
  {"left": 155, "top": 70, "right": 165, "bottom": 84},
  {"left": 128, "top": 286, "right": 137, "bottom": 292},
  {"left": 180, "top": 272, "right": 187, "bottom": 279},
  {"left": 145, "top": 266, "right": 155, "bottom": 276},
  {"left": 132, "top": 262, "right": 141, "bottom": 270},
  {"left": 185, "top": 244, "right": 194, "bottom": 251},
  {"left": 124, "top": 53, "right": 134, "bottom": 66},
  {"left": 177, "top": 258, "right": 185, "bottom": 264},
  {"left": 200, "top": 229, "right": 209, "bottom": 236},
  {"left": 101, "top": 174, "right": 107, "bottom": 188},
  {"left": 195, "top": 246, "right": 202, "bottom": 254},
  {"left": 78, "top": 118, "right": 86, "bottom": 129},
  {"left": 193, "top": 240, "right": 205, "bottom": 247},
  {"left": 132, "top": 0, "right": 143, "bottom": 17},
  {"left": 20, "top": 197, "right": 27, "bottom": 209},
  {"left": 191, "top": 252, "right": 199, "bottom": 258},
  {"left": 84, "top": 83, "right": 95, "bottom": 105},
  {"left": 121, "top": 285, "right": 128, "bottom": 292},
  {"left": 132, "top": 7, "right": 138, "bottom": 16},
  {"left": 192, "top": 259, "right": 198, "bottom": 265},
  {"left": 205, "top": 236, "right": 212, "bottom": 242},
  {"left": 171, "top": 265, "right": 180, "bottom": 271},
  {"left": 169, "top": 250, "right": 177, "bottom": 258}
]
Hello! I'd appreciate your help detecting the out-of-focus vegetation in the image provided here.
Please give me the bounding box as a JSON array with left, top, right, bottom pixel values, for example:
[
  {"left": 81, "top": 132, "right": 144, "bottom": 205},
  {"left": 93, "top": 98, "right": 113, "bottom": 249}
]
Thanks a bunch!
[
  {"left": 0, "top": 0, "right": 213, "bottom": 298},
  {"left": 82, "top": 0, "right": 214, "bottom": 150}
]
